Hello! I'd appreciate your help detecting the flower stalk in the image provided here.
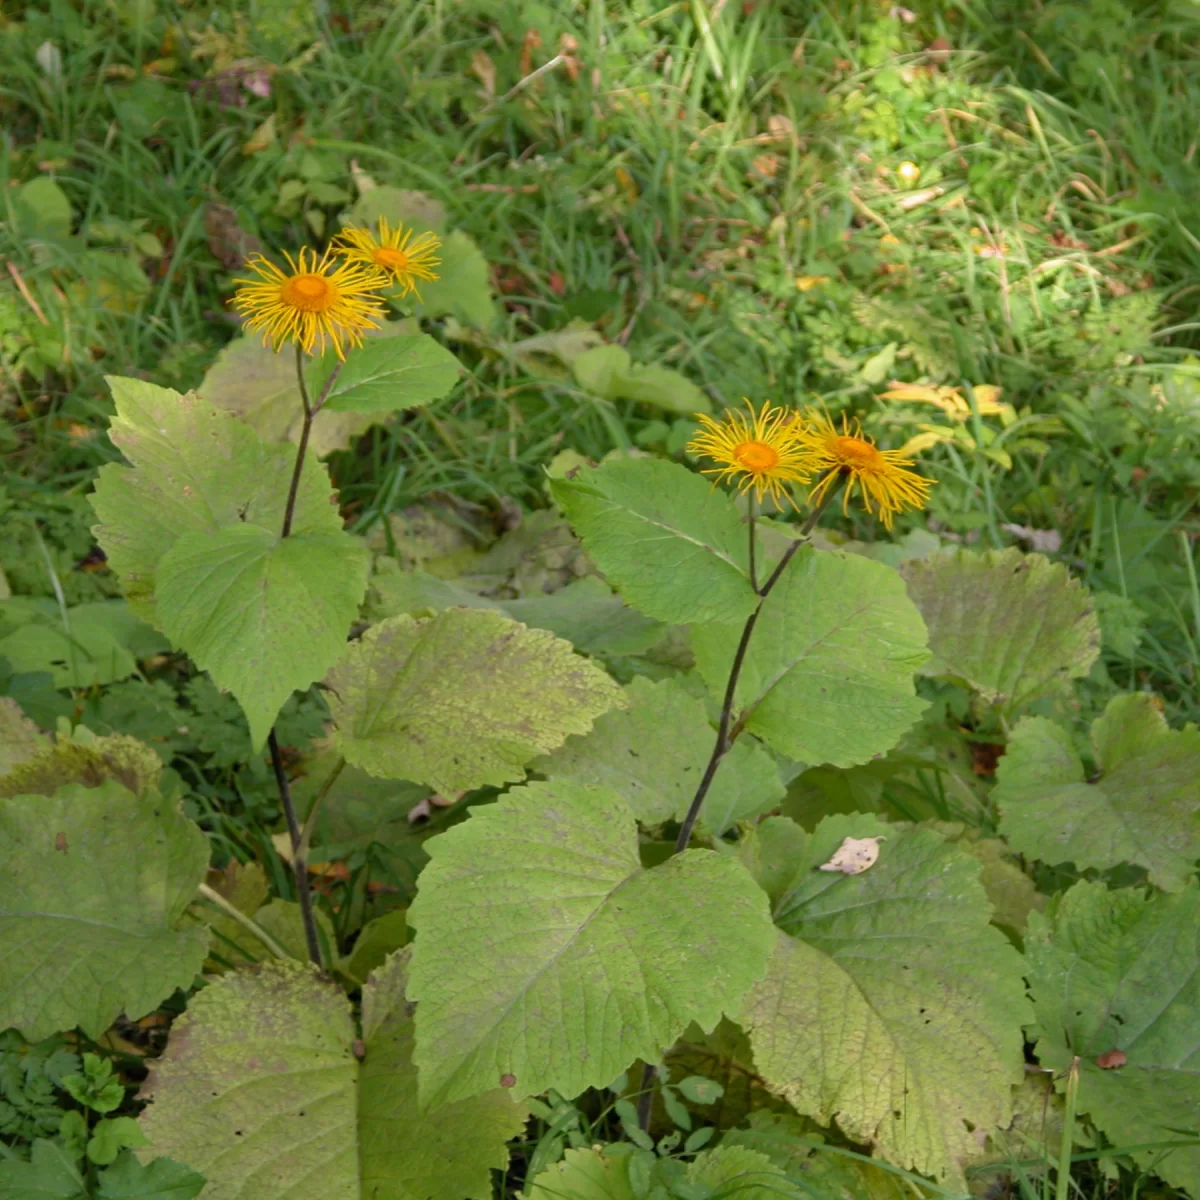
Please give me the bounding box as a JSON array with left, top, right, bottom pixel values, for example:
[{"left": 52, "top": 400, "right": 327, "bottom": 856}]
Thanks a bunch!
[{"left": 637, "top": 474, "right": 840, "bottom": 1129}]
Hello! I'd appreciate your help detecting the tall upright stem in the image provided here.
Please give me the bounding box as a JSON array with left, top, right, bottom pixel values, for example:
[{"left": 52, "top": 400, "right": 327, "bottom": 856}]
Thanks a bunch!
[
  {"left": 636, "top": 474, "right": 840, "bottom": 1130},
  {"left": 264, "top": 347, "right": 345, "bottom": 969},
  {"left": 672, "top": 479, "right": 838, "bottom": 853}
]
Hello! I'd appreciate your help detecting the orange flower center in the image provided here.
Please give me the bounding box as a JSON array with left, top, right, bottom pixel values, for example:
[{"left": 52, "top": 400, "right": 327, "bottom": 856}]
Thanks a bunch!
[
  {"left": 833, "top": 435, "right": 883, "bottom": 470},
  {"left": 373, "top": 247, "right": 410, "bottom": 272},
  {"left": 281, "top": 273, "right": 335, "bottom": 311},
  {"left": 733, "top": 440, "right": 781, "bottom": 472}
]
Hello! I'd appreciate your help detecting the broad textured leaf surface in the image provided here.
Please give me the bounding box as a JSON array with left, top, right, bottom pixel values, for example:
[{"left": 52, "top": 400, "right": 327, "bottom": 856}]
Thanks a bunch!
[
  {"left": 1026, "top": 881, "right": 1200, "bottom": 1193},
  {"left": 156, "top": 524, "right": 367, "bottom": 751},
  {"left": 693, "top": 548, "right": 928, "bottom": 768},
  {"left": 0, "top": 781, "right": 210, "bottom": 1041},
  {"left": 199, "top": 335, "right": 375, "bottom": 456},
  {"left": 91, "top": 377, "right": 344, "bottom": 623},
  {"left": 325, "top": 609, "right": 624, "bottom": 794},
  {"left": 551, "top": 458, "right": 757, "bottom": 625},
  {"left": 995, "top": 693, "right": 1200, "bottom": 891},
  {"left": 137, "top": 956, "right": 523, "bottom": 1199},
  {"left": 537, "top": 676, "right": 783, "bottom": 831},
  {"left": 407, "top": 781, "right": 775, "bottom": 1107},
  {"left": 318, "top": 334, "right": 461, "bottom": 414},
  {"left": 900, "top": 548, "right": 1099, "bottom": 712},
  {"left": 742, "top": 815, "right": 1031, "bottom": 1184},
  {"left": 359, "top": 950, "right": 526, "bottom": 1198}
]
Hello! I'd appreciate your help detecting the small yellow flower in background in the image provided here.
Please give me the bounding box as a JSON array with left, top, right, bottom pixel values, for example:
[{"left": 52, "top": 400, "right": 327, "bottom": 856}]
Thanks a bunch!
[
  {"left": 896, "top": 160, "right": 921, "bottom": 185},
  {"left": 879, "top": 382, "right": 1010, "bottom": 423},
  {"left": 799, "top": 410, "right": 933, "bottom": 529},
  {"left": 687, "top": 401, "right": 814, "bottom": 509},
  {"left": 334, "top": 218, "right": 442, "bottom": 298},
  {"left": 232, "top": 247, "right": 387, "bottom": 359}
]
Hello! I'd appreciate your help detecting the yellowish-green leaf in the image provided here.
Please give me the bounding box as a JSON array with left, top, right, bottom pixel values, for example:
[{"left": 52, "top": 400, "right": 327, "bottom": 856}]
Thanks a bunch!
[
  {"left": 900, "top": 548, "right": 1100, "bottom": 712},
  {"left": 91, "top": 377, "right": 347, "bottom": 624},
  {"left": 552, "top": 458, "right": 756, "bottom": 626},
  {"left": 316, "top": 334, "right": 461, "bottom": 414},
  {"left": 693, "top": 547, "right": 929, "bottom": 768},
  {"left": 537, "top": 675, "right": 783, "bottom": 832},
  {"left": 199, "top": 335, "right": 376, "bottom": 456},
  {"left": 408, "top": 781, "right": 776, "bottom": 1107},
  {"left": 1026, "top": 880, "right": 1200, "bottom": 1194},
  {"left": 325, "top": 609, "right": 624, "bottom": 794},
  {"left": 742, "top": 815, "right": 1031, "bottom": 1185},
  {"left": 995, "top": 693, "right": 1200, "bottom": 892},
  {"left": 138, "top": 954, "right": 525, "bottom": 1199},
  {"left": 157, "top": 525, "right": 366, "bottom": 752},
  {"left": 0, "top": 781, "right": 210, "bottom": 1041}
]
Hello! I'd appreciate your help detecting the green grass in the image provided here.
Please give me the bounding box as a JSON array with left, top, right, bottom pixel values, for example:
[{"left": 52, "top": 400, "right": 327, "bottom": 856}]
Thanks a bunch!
[{"left": 2, "top": 0, "right": 1200, "bottom": 1194}]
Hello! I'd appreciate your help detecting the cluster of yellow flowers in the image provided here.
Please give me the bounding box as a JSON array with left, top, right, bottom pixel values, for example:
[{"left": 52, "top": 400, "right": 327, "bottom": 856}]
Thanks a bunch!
[
  {"left": 232, "top": 224, "right": 929, "bottom": 527},
  {"left": 689, "top": 402, "right": 932, "bottom": 528},
  {"left": 232, "top": 218, "right": 442, "bottom": 359}
]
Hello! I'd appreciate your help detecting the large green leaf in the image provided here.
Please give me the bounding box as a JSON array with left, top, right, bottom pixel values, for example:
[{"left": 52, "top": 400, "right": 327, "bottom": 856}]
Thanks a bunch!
[
  {"left": 138, "top": 954, "right": 524, "bottom": 1200},
  {"left": 91, "top": 377, "right": 346, "bottom": 624},
  {"left": 316, "top": 334, "right": 461, "bottom": 414},
  {"left": 0, "top": 780, "right": 210, "bottom": 1041},
  {"left": 325, "top": 609, "right": 624, "bottom": 794},
  {"left": 198, "top": 335, "right": 375, "bottom": 456},
  {"left": 536, "top": 676, "right": 784, "bottom": 832},
  {"left": 693, "top": 548, "right": 928, "bottom": 769},
  {"left": 156, "top": 524, "right": 367, "bottom": 751},
  {"left": 741, "top": 815, "right": 1031, "bottom": 1185},
  {"left": 551, "top": 458, "right": 757, "bottom": 626},
  {"left": 900, "top": 548, "right": 1100, "bottom": 713},
  {"left": 1026, "top": 880, "right": 1200, "bottom": 1193},
  {"left": 408, "top": 781, "right": 775, "bottom": 1107},
  {"left": 995, "top": 693, "right": 1200, "bottom": 891}
]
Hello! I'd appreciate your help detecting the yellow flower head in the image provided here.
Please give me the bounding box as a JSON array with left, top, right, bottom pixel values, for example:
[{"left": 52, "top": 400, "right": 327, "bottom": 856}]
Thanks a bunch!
[
  {"left": 799, "top": 410, "right": 933, "bottom": 529},
  {"left": 232, "top": 247, "right": 387, "bottom": 359},
  {"left": 333, "top": 218, "right": 442, "bottom": 298},
  {"left": 687, "top": 401, "right": 814, "bottom": 509}
]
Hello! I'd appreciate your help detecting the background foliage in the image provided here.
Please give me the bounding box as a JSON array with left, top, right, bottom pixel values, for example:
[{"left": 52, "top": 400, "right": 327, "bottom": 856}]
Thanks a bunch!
[{"left": 2, "top": 0, "right": 1200, "bottom": 1198}]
